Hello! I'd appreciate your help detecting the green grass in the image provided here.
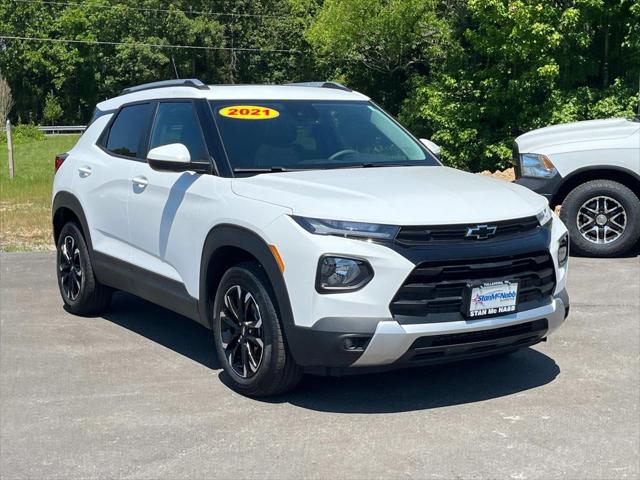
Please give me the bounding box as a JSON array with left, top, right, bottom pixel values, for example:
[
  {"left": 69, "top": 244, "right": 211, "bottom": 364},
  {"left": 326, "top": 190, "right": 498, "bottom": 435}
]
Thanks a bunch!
[{"left": 0, "top": 135, "right": 80, "bottom": 251}]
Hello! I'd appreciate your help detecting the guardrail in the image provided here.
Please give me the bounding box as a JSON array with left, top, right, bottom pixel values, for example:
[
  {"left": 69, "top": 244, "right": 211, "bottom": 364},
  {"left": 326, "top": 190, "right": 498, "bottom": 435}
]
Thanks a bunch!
[{"left": 38, "top": 125, "right": 87, "bottom": 134}]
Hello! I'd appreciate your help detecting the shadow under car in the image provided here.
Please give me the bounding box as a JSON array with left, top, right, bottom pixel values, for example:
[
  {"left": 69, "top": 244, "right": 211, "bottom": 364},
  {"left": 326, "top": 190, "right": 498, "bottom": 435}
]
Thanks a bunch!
[{"left": 102, "top": 291, "right": 560, "bottom": 413}]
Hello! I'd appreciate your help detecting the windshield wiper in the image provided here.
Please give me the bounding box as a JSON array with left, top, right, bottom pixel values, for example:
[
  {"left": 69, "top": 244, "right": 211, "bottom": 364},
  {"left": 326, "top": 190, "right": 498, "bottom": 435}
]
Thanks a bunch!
[
  {"left": 233, "top": 167, "right": 305, "bottom": 174},
  {"left": 234, "top": 163, "right": 419, "bottom": 174},
  {"left": 332, "top": 163, "right": 418, "bottom": 169}
]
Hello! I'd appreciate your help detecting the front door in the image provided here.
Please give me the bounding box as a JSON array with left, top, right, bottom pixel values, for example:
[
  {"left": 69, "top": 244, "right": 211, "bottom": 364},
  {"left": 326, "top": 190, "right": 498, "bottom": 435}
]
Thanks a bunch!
[{"left": 126, "top": 100, "right": 212, "bottom": 295}]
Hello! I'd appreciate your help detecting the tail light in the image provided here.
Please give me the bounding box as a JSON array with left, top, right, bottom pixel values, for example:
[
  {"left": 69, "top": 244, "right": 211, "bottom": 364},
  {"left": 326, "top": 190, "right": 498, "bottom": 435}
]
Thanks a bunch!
[{"left": 54, "top": 153, "right": 69, "bottom": 172}]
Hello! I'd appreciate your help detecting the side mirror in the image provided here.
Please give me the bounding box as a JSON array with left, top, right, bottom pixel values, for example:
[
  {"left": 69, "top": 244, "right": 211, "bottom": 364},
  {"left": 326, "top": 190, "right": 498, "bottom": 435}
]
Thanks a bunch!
[
  {"left": 420, "top": 138, "right": 441, "bottom": 158},
  {"left": 147, "top": 143, "right": 192, "bottom": 172}
]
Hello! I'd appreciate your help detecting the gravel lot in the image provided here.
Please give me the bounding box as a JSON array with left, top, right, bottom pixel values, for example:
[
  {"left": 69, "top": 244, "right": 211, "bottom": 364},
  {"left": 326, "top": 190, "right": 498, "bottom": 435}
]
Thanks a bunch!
[{"left": 1, "top": 252, "right": 638, "bottom": 479}]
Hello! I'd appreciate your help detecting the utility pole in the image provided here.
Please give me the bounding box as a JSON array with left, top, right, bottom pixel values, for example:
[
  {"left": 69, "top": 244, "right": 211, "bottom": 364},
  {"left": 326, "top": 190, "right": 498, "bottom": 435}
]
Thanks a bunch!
[{"left": 6, "top": 119, "right": 14, "bottom": 179}]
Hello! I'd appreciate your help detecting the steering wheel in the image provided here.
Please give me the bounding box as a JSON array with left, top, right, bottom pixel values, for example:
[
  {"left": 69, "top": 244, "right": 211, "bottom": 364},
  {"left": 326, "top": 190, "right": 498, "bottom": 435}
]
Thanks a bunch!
[{"left": 328, "top": 149, "right": 359, "bottom": 161}]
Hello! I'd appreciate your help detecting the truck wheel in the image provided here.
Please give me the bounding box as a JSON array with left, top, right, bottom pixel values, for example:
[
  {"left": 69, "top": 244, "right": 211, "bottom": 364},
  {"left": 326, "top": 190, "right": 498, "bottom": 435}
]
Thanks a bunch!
[
  {"left": 56, "top": 222, "right": 112, "bottom": 315},
  {"left": 560, "top": 180, "right": 640, "bottom": 257},
  {"left": 212, "top": 261, "right": 302, "bottom": 397}
]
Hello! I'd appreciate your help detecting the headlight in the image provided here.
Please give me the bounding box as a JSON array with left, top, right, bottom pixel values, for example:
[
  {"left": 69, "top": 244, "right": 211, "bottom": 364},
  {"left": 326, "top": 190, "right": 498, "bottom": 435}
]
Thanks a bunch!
[
  {"left": 536, "top": 206, "right": 553, "bottom": 226},
  {"left": 316, "top": 256, "right": 373, "bottom": 293},
  {"left": 292, "top": 216, "right": 399, "bottom": 240},
  {"left": 521, "top": 153, "right": 557, "bottom": 178},
  {"left": 558, "top": 233, "right": 569, "bottom": 265}
]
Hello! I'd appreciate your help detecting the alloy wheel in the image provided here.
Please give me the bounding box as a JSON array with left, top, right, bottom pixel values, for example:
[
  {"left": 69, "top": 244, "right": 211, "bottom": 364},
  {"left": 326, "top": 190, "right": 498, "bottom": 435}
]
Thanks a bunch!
[
  {"left": 59, "top": 235, "right": 83, "bottom": 300},
  {"left": 219, "top": 285, "right": 265, "bottom": 378},
  {"left": 577, "top": 195, "right": 627, "bottom": 245}
]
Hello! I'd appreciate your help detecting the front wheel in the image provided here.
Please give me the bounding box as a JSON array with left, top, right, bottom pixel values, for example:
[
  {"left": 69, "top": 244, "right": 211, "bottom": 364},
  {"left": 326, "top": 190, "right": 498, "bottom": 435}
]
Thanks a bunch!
[
  {"left": 212, "top": 262, "right": 302, "bottom": 397},
  {"left": 560, "top": 180, "right": 640, "bottom": 257}
]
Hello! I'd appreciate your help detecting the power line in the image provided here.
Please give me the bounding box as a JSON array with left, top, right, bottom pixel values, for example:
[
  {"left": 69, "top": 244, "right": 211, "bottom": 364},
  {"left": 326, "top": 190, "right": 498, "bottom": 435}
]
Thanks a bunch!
[
  {"left": 9, "top": 0, "right": 299, "bottom": 19},
  {"left": 0, "top": 35, "right": 302, "bottom": 53}
]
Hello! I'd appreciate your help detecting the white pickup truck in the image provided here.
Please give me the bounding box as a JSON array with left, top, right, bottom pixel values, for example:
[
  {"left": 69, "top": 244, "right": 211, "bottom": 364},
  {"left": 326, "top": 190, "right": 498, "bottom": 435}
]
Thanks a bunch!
[{"left": 514, "top": 117, "right": 640, "bottom": 257}]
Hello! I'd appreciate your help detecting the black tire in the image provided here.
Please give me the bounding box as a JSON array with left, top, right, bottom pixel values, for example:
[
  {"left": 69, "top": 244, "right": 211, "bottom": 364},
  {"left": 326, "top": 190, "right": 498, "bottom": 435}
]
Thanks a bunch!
[
  {"left": 560, "top": 180, "right": 640, "bottom": 257},
  {"left": 56, "top": 222, "right": 112, "bottom": 315},
  {"left": 212, "top": 261, "right": 302, "bottom": 397}
]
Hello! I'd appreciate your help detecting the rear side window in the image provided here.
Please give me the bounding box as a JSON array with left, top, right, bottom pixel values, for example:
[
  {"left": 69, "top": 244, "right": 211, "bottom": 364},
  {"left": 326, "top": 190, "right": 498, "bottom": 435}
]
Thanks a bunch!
[
  {"left": 149, "top": 102, "right": 208, "bottom": 161},
  {"left": 104, "top": 103, "right": 153, "bottom": 158}
]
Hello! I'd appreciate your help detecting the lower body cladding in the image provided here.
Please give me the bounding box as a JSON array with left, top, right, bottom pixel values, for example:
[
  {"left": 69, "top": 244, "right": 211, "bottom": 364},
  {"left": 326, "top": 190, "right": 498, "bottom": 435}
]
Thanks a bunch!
[{"left": 288, "top": 290, "right": 569, "bottom": 375}]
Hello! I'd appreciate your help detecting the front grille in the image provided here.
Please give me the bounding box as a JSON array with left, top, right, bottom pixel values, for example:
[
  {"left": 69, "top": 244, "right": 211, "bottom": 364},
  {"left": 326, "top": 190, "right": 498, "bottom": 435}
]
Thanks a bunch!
[
  {"left": 395, "top": 216, "right": 539, "bottom": 245},
  {"left": 390, "top": 252, "right": 556, "bottom": 319},
  {"left": 404, "top": 319, "right": 548, "bottom": 364}
]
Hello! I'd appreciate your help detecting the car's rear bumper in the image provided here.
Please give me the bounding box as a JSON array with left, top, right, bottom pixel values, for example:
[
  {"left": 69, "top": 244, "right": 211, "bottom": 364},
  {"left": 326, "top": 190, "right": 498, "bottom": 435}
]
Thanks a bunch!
[{"left": 289, "top": 289, "right": 569, "bottom": 371}]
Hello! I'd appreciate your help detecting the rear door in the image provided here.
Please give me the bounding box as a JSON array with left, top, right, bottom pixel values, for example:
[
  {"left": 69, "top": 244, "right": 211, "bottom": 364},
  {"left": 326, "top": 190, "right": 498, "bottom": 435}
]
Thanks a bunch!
[{"left": 76, "top": 102, "right": 154, "bottom": 262}]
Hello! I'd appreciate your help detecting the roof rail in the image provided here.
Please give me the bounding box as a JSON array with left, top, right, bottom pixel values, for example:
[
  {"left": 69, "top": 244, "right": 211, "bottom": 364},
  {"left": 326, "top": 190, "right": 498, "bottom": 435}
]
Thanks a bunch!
[
  {"left": 120, "top": 79, "right": 209, "bottom": 96},
  {"left": 288, "top": 81, "right": 352, "bottom": 92}
]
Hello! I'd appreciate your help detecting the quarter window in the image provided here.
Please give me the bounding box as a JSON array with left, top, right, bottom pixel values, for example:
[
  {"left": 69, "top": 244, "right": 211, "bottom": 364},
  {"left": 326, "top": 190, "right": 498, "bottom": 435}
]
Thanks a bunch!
[
  {"left": 149, "top": 102, "right": 208, "bottom": 162},
  {"left": 104, "top": 103, "right": 153, "bottom": 158}
]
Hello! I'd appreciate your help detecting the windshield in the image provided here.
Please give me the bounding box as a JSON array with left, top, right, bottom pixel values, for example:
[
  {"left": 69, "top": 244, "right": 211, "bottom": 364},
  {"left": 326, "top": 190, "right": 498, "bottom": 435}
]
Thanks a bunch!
[{"left": 209, "top": 100, "right": 439, "bottom": 173}]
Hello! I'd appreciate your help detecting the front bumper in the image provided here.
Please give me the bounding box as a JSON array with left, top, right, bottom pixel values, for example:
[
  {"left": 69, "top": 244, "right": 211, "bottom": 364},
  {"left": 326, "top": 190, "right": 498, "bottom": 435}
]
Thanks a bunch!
[
  {"left": 354, "top": 289, "right": 568, "bottom": 367},
  {"left": 513, "top": 174, "right": 563, "bottom": 205},
  {"left": 288, "top": 289, "right": 569, "bottom": 371},
  {"left": 264, "top": 213, "right": 570, "bottom": 370}
]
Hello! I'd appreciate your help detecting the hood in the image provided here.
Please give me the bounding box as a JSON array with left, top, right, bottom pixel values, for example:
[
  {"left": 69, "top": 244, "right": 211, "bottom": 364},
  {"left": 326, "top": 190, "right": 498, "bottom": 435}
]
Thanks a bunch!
[
  {"left": 231, "top": 166, "right": 547, "bottom": 225},
  {"left": 516, "top": 118, "right": 639, "bottom": 154}
]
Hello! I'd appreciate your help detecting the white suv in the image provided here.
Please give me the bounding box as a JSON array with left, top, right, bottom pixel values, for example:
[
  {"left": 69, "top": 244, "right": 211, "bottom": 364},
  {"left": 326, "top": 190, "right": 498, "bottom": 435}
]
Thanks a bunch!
[{"left": 52, "top": 79, "right": 570, "bottom": 396}]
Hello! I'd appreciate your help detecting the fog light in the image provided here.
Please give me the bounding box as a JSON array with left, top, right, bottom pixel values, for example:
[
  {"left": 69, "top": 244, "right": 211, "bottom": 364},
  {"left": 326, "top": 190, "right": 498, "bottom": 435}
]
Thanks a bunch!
[
  {"left": 316, "top": 256, "right": 373, "bottom": 293},
  {"left": 558, "top": 233, "right": 569, "bottom": 265},
  {"left": 343, "top": 336, "right": 371, "bottom": 351}
]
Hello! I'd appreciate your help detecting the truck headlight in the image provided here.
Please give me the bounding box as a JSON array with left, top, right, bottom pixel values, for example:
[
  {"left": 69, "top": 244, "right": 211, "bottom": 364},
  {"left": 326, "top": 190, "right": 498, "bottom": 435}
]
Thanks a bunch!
[
  {"left": 316, "top": 256, "right": 373, "bottom": 293},
  {"left": 292, "top": 216, "right": 399, "bottom": 240},
  {"left": 536, "top": 205, "right": 553, "bottom": 226},
  {"left": 521, "top": 153, "right": 557, "bottom": 178}
]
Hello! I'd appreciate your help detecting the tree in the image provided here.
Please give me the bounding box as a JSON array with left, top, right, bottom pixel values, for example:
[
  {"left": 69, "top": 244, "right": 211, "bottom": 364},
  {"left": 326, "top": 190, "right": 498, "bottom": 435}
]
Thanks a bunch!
[
  {"left": 306, "top": 0, "right": 458, "bottom": 111},
  {"left": 42, "top": 92, "right": 63, "bottom": 125},
  {"left": 400, "top": 0, "right": 640, "bottom": 171},
  {"left": 0, "top": 0, "right": 314, "bottom": 124},
  {"left": 1, "top": 0, "right": 638, "bottom": 171},
  {"left": 0, "top": 0, "right": 228, "bottom": 123}
]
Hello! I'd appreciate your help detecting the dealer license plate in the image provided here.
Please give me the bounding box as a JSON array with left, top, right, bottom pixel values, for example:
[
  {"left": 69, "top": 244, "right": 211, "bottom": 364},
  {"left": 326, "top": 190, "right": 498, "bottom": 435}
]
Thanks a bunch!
[{"left": 466, "top": 281, "right": 519, "bottom": 319}]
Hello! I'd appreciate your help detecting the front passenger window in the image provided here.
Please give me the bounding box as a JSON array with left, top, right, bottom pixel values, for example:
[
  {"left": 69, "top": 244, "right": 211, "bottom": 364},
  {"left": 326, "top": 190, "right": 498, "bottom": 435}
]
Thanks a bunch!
[{"left": 149, "top": 102, "right": 208, "bottom": 162}]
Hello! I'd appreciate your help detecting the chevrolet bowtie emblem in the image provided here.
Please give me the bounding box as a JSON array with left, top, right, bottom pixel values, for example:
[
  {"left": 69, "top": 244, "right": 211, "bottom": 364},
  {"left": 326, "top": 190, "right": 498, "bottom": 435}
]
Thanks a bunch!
[{"left": 466, "top": 224, "right": 497, "bottom": 240}]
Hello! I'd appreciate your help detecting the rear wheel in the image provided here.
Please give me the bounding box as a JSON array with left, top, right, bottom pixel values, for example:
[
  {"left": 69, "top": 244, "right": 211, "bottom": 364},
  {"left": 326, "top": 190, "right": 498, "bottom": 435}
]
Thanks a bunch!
[
  {"left": 212, "top": 262, "right": 302, "bottom": 397},
  {"left": 560, "top": 180, "right": 640, "bottom": 257},
  {"left": 56, "top": 222, "right": 111, "bottom": 315}
]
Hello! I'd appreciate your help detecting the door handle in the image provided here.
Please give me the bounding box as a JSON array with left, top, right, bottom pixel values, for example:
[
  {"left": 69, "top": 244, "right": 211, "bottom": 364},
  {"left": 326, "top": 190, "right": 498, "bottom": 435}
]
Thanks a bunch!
[
  {"left": 78, "top": 166, "right": 92, "bottom": 178},
  {"left": 132, "top": 176, "right": 149, "bottom": 189}
]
